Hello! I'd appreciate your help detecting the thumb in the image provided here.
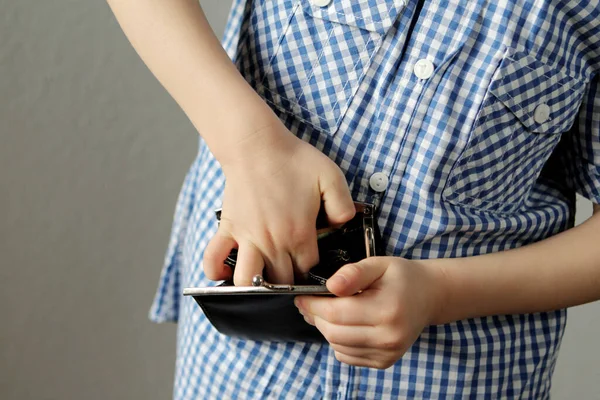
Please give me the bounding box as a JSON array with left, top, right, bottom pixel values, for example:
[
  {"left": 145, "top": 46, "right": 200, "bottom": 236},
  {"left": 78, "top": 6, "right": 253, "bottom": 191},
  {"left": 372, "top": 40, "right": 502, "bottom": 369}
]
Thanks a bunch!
[
  {"left": 326, "top": 257, "right": 388, "bottom": 297},
  {"left": 319, "top": 168, "right": 356, "bottom": 225}
]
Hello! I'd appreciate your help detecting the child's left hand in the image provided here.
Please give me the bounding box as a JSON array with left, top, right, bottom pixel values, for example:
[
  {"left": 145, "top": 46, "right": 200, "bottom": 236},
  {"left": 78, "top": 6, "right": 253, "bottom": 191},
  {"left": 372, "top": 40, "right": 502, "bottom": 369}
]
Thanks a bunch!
[{"left": 294, "top": 256, "right": 446, "bottom": 369}]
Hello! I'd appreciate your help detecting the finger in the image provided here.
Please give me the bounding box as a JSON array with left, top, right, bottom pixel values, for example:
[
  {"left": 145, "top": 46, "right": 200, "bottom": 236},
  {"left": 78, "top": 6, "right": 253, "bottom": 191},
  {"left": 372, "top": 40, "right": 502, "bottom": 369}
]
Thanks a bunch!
[
  {"left": 302, "top": 313, "right": 315, "bottom": 326},
  {"left": 333, "top": 352, "right": 366, "bottom": 367},
  {"left": 326, "top": 258, "right": 388, "bottom": 297},
  {"left": 313, "top": 316, "right": 375, "bottom": 347},
  {"left": 203, "top": 229, "right": 237, "bottom": 281},
  {"left": 319, "top": 169, "right": 356, "bottom": 225},
  {"left": 264, "top": 251, "right": 294, "bottom": 284},
  {"left": 233, "top": 241, "right": 264, "bottom": 286},
  {"left": 333, "top": 352, "right": 393, "bottom": 370},
  {"left": 295, "top": 295, "right": 378, "bottom": 326},
  {"left": 290, "top": 227, "right": 320, "bottom": 275},
  {"left": 330, "top": 344, "right": 373, "bottom": 358}
]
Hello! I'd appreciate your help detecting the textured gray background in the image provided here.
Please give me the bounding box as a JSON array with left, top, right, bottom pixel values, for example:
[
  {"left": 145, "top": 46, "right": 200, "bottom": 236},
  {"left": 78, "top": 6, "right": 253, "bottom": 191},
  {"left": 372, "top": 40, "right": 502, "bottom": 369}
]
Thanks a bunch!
[{"left": 0, "top": 1, "right": 598, "bottom": 399}]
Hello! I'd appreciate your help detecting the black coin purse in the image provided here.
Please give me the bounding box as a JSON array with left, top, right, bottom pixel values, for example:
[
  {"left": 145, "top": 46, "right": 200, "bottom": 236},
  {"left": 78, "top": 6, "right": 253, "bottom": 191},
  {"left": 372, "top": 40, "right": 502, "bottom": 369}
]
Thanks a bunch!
[{"left": 183, "top": 202, "right": 382, "bottom": 343}]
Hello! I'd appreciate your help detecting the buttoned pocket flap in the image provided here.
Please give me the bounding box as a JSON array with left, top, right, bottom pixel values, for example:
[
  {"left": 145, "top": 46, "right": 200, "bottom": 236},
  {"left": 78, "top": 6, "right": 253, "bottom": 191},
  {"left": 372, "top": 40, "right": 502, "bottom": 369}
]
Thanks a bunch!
[
  {"left": 302, "top": 0, "right": 407, "bottom": 34},
  {"left": 489, "top": 49, "right": 587, "bottom": 135}
]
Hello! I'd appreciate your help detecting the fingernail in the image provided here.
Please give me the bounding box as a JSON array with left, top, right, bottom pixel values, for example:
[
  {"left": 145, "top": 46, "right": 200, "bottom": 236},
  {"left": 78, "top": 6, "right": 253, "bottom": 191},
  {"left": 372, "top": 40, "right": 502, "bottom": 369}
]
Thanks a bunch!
[
  {"left": 294, "top": 298, "right": 303, "bottom": 311},
  {"left": 329, "top": 274, "right": 347, "bottom": 286},
  {"left": 304, "top": 315, "right": 315, "bottom": 326}
]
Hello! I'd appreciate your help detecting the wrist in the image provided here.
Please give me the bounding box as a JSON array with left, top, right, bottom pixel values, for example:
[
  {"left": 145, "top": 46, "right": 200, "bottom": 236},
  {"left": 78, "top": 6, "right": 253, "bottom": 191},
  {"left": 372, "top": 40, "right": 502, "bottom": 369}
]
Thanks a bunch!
[
  {"left": 415, "top": 257, "right": 458, "bottom": 326},
  {"left": 198, "top": 90, "right": 297, "bottom": 168},
  {"left": 216, "top": 120, "right": 299, "bottom": 174},
  {"left": 419, "top": 253, "right": 520, "bottom": 325}
]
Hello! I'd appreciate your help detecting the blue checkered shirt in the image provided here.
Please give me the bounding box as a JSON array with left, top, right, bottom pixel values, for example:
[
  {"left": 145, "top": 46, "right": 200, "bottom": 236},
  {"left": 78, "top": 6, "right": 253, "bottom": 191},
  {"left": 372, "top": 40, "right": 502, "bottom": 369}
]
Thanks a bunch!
[{"left": 150, "top": 0, "right": 600, "bottom": 398}]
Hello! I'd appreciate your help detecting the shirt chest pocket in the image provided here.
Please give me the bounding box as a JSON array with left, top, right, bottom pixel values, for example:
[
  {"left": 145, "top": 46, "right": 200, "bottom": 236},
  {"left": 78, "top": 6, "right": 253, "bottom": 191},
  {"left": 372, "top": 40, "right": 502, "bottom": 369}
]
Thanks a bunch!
[
  {"left": 256, "top": 0, "right": 405, "bottom": 135},
  {"left": 442, "top": 48, "right": 587, "bottom": 214}
]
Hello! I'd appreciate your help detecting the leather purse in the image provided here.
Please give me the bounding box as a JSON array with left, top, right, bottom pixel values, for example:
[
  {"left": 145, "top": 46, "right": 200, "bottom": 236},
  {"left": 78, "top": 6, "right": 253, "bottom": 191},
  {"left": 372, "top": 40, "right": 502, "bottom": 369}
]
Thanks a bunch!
[{"left": 183, "top": 201, "right": 382, "bottom": 342}]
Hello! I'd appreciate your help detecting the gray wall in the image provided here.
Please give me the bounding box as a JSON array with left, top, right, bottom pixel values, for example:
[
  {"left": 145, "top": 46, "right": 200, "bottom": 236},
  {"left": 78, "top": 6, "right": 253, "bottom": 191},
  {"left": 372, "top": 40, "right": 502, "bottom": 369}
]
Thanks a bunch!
[
  {"left": 553, "top": 196, "right": 600, "bottom": 398},
  {"left": 1, "top": 1, "right": 229, "bottom": 399},
  {"left": 0, "top": 1, "right": 597, "bottom": 399}
]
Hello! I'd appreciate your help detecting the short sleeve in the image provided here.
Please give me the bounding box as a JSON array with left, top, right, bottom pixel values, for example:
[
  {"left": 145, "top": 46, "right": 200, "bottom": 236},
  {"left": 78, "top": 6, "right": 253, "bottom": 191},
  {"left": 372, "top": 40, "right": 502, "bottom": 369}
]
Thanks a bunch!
[{"left": 567, "top": 73, "right": 600, "bottom": 204}]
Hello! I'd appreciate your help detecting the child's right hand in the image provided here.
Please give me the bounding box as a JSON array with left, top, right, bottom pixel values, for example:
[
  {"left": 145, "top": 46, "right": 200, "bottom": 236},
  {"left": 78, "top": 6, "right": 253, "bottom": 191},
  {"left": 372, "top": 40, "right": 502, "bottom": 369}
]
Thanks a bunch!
[{"left": 203, "top": 122, "right": 356, "bottom": 286}]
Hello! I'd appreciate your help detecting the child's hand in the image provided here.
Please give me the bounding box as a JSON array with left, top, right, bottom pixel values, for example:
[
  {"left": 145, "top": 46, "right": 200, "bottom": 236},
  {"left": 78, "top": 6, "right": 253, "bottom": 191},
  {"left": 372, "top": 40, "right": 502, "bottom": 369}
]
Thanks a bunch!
[
  {"left": 295, "top": 257, "right": 446, "bottom": 369},
  {"left": 203, "top": 123, "right": 356, "bottom": 285}
]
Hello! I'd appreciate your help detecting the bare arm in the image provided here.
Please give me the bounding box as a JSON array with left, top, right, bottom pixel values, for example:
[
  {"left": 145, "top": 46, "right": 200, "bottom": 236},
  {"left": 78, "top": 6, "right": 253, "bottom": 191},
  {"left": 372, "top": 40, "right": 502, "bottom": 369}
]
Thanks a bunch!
[
  {"left": 297, "top": 202, "right": 600, "bottom": 368},
  {"left": 431, "top": 203, "right": 600, "bottom": 323},
  {"left": 106, "top": 0, "right": 282, "bottom": 165},
  {"left": 107, "top": 0, "right": 356, "bottom": 284}
]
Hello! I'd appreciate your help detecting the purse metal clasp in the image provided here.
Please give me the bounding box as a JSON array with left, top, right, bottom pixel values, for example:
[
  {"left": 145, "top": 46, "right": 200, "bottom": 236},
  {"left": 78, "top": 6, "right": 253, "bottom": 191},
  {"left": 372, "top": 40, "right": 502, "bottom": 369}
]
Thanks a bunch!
[{"left": 251, "top": 275, "right": 293, "bottom": 291}]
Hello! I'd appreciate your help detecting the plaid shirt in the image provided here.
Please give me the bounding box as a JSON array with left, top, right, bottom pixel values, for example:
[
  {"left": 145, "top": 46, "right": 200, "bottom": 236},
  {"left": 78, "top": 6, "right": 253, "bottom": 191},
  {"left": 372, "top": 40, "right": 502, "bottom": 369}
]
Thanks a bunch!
[{"left": 150, "top": 0, "right": 600, "bottom": 398}]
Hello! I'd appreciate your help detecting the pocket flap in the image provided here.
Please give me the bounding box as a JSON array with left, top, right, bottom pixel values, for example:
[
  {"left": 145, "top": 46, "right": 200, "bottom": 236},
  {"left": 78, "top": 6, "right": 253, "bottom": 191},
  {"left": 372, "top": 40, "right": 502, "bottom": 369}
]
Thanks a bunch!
[
  {"left": 489, "top": 48, "right": 587, "bottom": 135},
  {"left": 302, "top": 0, "right": 407, "bottom": 34}
]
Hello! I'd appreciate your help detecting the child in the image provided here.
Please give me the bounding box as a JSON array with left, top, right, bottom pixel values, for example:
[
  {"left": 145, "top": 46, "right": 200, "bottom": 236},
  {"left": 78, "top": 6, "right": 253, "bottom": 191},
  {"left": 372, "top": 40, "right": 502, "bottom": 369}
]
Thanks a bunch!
[{"left": 108, "top": 0, "right": 600, "bottom": 398}]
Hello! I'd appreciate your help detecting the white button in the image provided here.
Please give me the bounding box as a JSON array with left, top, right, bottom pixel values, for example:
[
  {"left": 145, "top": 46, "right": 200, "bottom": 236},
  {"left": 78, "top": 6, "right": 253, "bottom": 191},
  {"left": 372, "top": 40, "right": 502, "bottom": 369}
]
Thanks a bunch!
[
  {"left": 312, "top": 0, "right": 331, "bottom": 7},
  {"left": 534, "top": 103, "right": 551, "bottom": 124},
  {"left": 413, "top": 59, "right": 434, "bottom": 80},
  {"left": 369, "top": 172, "right": 389, "bottom": 192}
]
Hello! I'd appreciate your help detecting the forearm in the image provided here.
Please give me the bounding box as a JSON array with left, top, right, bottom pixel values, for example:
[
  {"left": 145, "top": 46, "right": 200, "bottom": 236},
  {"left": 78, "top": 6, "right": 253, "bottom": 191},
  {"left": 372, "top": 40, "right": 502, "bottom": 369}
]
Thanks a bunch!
[
  {"left": 106, "top": 0, "right": 283, "bottom": 164},
  {"left": 429, "top": 204, "right": 600, "bottom": 324}
]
